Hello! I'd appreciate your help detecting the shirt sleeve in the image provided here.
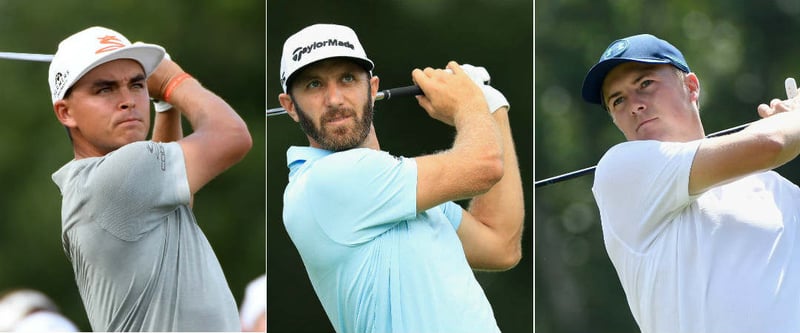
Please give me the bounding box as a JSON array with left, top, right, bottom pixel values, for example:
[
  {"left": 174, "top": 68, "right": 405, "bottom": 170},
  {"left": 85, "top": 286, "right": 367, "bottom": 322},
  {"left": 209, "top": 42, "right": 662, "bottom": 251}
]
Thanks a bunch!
[
  {"left": 592, "top": 140, "right": 700, "bottom": 252},
  {"left": 441, "top": 201, "right": 464, "bottom": 230},
  {"left": 305, "top": 148, "right": 417, "bottom": 245},
  {"left": 87, "top": 141, "right": 191, "bottom": 241}
]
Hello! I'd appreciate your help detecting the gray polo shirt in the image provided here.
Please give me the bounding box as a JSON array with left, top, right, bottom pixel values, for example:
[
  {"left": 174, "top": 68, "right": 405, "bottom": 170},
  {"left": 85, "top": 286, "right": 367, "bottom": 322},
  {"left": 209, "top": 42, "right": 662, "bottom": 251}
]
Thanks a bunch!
[{"left": 52, "top": 141, "right": 239, "bottom": 331}]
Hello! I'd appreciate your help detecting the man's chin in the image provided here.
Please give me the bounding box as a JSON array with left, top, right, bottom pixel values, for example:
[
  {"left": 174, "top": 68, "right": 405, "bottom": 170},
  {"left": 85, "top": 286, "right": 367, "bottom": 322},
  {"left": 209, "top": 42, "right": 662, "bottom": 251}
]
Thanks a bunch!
[
  {"left": 323, "top": 139, "right": 361, "bottom": 152},
  {"left": 318, "top": 133, "right": 365, "bottom": 151},
  {"left": 119, "top": 134, "right": 148, "bottom": 146}
]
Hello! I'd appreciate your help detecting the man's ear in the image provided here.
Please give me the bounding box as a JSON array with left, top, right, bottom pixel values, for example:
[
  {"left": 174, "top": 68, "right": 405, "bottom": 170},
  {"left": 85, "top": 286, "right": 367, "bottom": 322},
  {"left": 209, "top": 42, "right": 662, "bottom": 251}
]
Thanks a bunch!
[
  {"left": 685, "top": 72, "right": 700, "bottom": 108},
  {"left": 370, "top": 76, "right": 380, "bottom": 107},
  {"left": 278, "top": 93, "right": 299, "bottom": 122},
  {"left": 53, "top": 100, "right": 77, "bottom": 128}
]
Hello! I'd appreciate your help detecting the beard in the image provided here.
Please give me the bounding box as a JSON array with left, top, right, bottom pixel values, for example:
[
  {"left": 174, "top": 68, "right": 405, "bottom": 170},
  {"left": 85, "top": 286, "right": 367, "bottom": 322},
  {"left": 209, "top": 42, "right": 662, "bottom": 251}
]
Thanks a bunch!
[{"left": 293, "top": 92, "right": 374, "bottom": 152}]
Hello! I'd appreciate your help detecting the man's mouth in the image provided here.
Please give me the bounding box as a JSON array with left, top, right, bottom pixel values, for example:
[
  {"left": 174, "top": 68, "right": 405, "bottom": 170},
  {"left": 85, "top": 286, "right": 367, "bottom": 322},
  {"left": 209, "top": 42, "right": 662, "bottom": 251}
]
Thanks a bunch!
[
  {"left": 324, "top": 111, "right": 353, "bottom": 125},
  {"left": 636, "top": 118, "right": 657, "bottom": 132},
  {"left": 117, "top": 117, "right": 142, "bottom": 126}
]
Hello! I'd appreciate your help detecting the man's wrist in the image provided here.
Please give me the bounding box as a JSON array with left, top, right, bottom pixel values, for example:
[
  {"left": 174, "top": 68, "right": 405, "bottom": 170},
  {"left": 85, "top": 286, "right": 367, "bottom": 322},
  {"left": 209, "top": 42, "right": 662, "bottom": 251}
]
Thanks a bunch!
[{"left": 163, "top": 73, "right": 194, "bottom": 103}]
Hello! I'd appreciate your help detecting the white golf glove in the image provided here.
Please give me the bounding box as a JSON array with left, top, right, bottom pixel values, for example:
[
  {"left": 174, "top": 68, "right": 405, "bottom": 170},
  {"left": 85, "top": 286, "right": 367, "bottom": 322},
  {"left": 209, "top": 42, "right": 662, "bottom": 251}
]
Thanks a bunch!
[
  {"left": 461, "top": 64, "right": 510, "bottom": 113},
  {"left": 151, "top": 52, "right": 174, "bottom": 112},
  {"left": 460, "top": 64, "right": 491, "bottom": 86},
  {"left": 152, "top": 99, "right": 173, "bottom": 112}
]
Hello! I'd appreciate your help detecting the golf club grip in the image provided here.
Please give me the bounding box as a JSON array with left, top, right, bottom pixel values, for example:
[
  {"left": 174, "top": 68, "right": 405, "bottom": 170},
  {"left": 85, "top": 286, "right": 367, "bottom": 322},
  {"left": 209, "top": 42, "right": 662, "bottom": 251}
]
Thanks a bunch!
[{"left": 378, "top": 85, "right": 423, "bottom": 101}]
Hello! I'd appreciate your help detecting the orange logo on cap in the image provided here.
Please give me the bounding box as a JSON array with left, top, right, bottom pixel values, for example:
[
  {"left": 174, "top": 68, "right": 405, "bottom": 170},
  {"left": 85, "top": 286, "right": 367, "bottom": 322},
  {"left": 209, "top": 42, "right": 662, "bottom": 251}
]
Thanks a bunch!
[{"left": 95, "top": 35, "right": 126, "bottom": 54}]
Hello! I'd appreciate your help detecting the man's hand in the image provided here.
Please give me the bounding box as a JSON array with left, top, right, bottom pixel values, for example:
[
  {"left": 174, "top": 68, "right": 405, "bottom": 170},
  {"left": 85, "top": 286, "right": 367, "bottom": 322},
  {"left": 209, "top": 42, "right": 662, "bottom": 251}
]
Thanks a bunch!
[
  {"left": 457, "top": 64, "right": 511, "bottom": 113},
  {"left": 758, "top": 77, "right": 800, "bottom": 118},
  {"left": 412, "top": 61, "right": 488, "bottom": 126}
]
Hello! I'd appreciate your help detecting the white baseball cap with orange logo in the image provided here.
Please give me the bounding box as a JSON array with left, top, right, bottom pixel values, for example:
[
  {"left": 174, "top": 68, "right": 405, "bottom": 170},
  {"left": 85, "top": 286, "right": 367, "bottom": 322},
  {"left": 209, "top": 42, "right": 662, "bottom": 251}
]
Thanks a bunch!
[{"left": 48, "top": 26, "right": 165, "bottom": 104}]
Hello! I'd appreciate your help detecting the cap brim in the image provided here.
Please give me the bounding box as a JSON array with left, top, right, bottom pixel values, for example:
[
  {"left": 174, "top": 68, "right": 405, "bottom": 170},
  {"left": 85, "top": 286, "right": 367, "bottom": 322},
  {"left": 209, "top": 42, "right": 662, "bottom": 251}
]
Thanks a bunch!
[
  {"left": 284, "top": 56, "right": 374, "bottom": 92},
  {"left": 74, "top": 43, "right": 165, "bottom": 88},
  {"left": 581, "top": 57, "right": 671, "bottom": 105}
]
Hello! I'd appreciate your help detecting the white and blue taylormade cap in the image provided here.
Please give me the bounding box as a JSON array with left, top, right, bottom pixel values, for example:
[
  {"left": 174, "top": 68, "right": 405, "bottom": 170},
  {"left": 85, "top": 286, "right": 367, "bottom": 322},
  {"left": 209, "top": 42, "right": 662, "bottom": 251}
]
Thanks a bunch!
[
  {"left": 581, "top": 34, "right": 690, "bottom": 104},
  {"left": 280, "top": 24, "right": 374, "bottom": 93}
]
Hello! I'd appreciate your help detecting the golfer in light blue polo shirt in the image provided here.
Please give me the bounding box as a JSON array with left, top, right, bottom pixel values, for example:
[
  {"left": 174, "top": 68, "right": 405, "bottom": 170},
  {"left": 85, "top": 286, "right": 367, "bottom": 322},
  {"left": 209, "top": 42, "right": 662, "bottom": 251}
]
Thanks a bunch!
[
  {"left": 285, "top": 147, "right": 499, "bottom": 332},
  {"left": 276, "top": 23, "right": 525, "bottom": 333}
]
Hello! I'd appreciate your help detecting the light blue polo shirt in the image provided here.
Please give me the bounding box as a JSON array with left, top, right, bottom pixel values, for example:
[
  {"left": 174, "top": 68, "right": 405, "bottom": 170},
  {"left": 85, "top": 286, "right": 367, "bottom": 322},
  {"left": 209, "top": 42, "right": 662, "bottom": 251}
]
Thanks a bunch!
[{"left": 283, "top": 146, "right": 500, "bottom": 333}]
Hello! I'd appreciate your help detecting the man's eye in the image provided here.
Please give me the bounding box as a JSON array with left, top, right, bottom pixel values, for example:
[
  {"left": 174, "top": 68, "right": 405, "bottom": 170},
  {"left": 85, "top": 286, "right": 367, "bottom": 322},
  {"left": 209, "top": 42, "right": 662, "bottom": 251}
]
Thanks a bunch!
[
  {"left": 307, "top": 81, "right": 321, "bottom": 89},
  {"left": 641, "top": 80, "right": 653, "bottom": 88},
  {"left": 342, "top": 74, "right": 355, "bottom": 82},
  {"left": 612, "top": 97, "right": 625, "bottom": 107}
]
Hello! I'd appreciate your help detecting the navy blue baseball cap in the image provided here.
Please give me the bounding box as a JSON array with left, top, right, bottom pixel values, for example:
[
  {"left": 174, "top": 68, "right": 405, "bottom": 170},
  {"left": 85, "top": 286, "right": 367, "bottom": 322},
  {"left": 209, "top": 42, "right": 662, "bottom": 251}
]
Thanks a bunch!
[{"left": 581, "top": 34, "right": 690, "bottom": 105}]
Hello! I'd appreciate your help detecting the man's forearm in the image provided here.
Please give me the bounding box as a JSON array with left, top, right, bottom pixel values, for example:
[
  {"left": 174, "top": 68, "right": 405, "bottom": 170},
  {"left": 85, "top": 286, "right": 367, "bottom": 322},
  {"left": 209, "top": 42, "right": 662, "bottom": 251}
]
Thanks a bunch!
[
  {"left": 151, "top": 108, "right": 183, "bottom": 142},
  {"left": 467, "top": 108, "right": 525, "bottom": 263},
  {"left": 414, "top": 100, "right": 504, "bottom": 212},
  {"left": 168, "top": 81, "right": 248, "bottom": 140}
]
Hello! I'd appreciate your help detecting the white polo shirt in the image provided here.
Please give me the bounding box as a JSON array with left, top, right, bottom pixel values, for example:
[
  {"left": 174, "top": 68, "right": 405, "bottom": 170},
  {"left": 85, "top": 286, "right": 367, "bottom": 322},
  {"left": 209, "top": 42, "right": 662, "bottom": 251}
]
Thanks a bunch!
[{"left": 593, "top": 140, "right": 800, "bottom": 333}]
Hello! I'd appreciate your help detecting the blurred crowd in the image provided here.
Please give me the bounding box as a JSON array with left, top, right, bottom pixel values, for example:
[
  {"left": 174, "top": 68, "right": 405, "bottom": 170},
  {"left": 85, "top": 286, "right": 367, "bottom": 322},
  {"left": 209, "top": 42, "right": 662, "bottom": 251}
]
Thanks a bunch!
[
  {"left": 0, "top": 274, "right": 266, "bottom": 332},
  {"left": 0, "top": 289, "right": 78, "bottom": 331}
]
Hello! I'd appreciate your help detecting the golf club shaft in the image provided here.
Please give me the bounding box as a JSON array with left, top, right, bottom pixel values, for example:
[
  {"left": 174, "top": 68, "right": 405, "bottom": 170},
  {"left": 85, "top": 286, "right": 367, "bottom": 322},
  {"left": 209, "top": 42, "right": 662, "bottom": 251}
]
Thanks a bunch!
[
  {"left": 266, "top": 85, "right": 423, "bottom": 116},
  {"left": 0, "top": 52, "right": 53, "bottom": 62},
  {"left": 0, "top": 50, "right": 428, "bottom": 116},
  {"left": 534, "top": 122, "right": 753, "bottom": 188}
]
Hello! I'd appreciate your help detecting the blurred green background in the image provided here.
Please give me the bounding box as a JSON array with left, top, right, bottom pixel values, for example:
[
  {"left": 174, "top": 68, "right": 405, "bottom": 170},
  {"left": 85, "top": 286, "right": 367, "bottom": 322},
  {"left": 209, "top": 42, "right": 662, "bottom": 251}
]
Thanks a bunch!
[
  {"left": 536, "top": 0, "right": 800, "bottom": 332},
  {"left": 0, "top": 1, "right": 265, "bottom": 330},
  {"left": 267, "top": 0, "right": 533, "bottom": 332}
]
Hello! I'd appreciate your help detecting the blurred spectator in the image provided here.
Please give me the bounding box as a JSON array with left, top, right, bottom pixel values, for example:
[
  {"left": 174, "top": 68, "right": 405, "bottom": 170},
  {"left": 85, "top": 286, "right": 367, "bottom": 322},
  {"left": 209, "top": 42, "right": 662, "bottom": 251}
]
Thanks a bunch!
[
  {"left": 240, "top": 274, "right": 266, "bottom": 332},
  {"left": 0, "top": 289, "right": 79, "bottom": 331}
]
